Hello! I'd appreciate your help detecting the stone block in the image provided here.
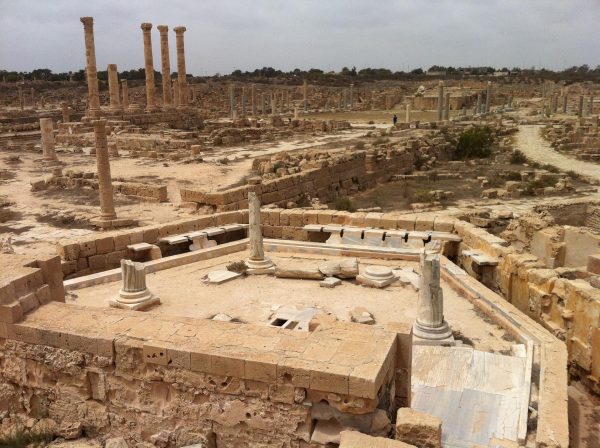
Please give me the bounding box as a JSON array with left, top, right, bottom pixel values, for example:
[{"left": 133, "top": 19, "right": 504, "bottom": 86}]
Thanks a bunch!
[
  {"left": 18, "top": 292, "right": 39, "bottom": 313},
  {"left": 0, "top": 301, "right": 24, "bottom": 323},
  {"left": 395, "top": 408, "right": 442, "bottom": 448},
  {"left": 587, "top": 254, "right": 600, "bottom": 274},
  {"left": 58, "top": 241, "right": 80, "bottom": 261},
  {"left": 210, "top": 353, "right": 245, "bottom": 377},
  {"left": 365, "top": 212, "right": 384, "bottom": 228},
  {"left": 415, "top": 215, "right": 435, "bottom": 231},
  {"left": 143, "top": 342, "right": 169, "bottom": 366},
  {"left": 309, "top": 364, "right": 349, "bottom": 395},
  {"left": 340, "top": 430, "right": 416, "bottom": 448},
  {"left": 245, "top": 353, "right": 278, "bottom": 382},
  {"left": 396, "top": 214, "right": 417, "bottom": 231},
  {"left": 113, "top": 232, "right": 131, "bottom": 251},
  {"left": 88, "top": 254, "right": 107, "bottom": 270},
  {"left": 79, "top": 239, "right": 97, "bottom": 257},
  {"left": 95, "top": 236, "right": 115, "bottom": 254}
]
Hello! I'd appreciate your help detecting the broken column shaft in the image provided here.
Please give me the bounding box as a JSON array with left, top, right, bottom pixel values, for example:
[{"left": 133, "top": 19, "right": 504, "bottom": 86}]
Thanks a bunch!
[{"left": 413, "top": 252, "right": 452, "bottom": 341}]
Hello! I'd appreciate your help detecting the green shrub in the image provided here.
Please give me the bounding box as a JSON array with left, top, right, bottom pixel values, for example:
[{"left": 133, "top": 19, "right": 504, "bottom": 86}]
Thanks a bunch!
[
  {"left": 503, "top": 171, "right": 522, "bottom": 181},
  {"left": 454, "top": 126, "right": 494, "bottom": 159},
  {"left": 373, "top": 137, "right": 389, "bottom": 145},
  {"left": 566, "top": 170, "right": 580, "bottom": 179},
  {"left": 541, "top": 164, "right": 559, "bottom": 173},
  {"left": 509, "top": 150, "right": 527, "bottom": 164},
  {"left": 333, "top": 196, "right": 356, "bottom": 212},
  {"left": 410, "top": 189, "right": 434, "bottom": 204}
]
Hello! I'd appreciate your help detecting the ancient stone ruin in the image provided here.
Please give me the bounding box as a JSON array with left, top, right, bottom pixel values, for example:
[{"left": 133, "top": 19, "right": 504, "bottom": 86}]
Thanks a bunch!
[{"left": 0, "top": 10, "right": 598, "bottom": 448}]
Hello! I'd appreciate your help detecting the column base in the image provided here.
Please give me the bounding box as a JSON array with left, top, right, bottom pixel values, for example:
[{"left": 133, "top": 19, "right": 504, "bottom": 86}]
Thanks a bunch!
[
  {"left": 110, "top": 289, "right": 160, "bottom": 311},
  {"left": 90, "top": 217, "right": 137, "bottom": 229},
  {"left": 412, "top": 320, "right": 454, "bottom": 346},
  {"left": 245, "top": 257, "right": 275, "bottom": 275}
]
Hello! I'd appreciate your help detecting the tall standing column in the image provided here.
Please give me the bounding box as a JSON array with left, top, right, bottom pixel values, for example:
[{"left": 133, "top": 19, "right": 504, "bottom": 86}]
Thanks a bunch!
[
  {"left": 485, "top": 81, "right": 492, "bottom": 114},
  {"left": 61, "top": 102, "right": 70, "bottom": 122},
  {"left": 562, "top": 90, "right": 568, "bottom": 113},
  {"left": 405, "top": 103, "right": 411, "bottom": 123},
  {"left": 107, "top": 64, "right": 121, "bottom": 110},
  {"left": 30, "top": 88, "right": 35, "bottom": 108},
  {"left": 261, "top": 92, "right": 266, "bottom": 115},
  {"left": 589, "top": 95, "right": 594, "bottom": 115},
  {"left": 245, "top": 191, "right": 275, "bottom": 274},
  {"left": 578, "top": 95, "right": 584, "bottom": 118},
  {"left": 303, "top": 79, "right": 308, "bottom": 111},
  {"left": 18, "top": 86, "right": 24, "bottom": 110},
  {"left": 251, "top": 83, "right": 256, "bottom": 115},
  {"left": 174, "top": 26, "right": 188, "bottom": 108},
  {"left": 92, "top": 119, "right": 117, "bottom": 221},
  {"left": 121, "top": 80, "right": 130, "bottom": 110},
  {"left": 241, "top": 87, "right": 247, "bottom": 115},
  {"left": 475, "top": 93, "right": 482, "bottom": 115},
  {"left": 80, "top": 17, "right": 100, "bottom": 113},
  {"left": 349, "top": 83, "right": 354, "bottom": 110},
  {"left": 437, "top": 81, "right": 444, "bottom": 121},
  {"left": 141, "top": 23, "right": 157, "bottom": 111},
  {"left": 443, "top": 92, "right": 450, "bottom": 121},
  {"left": 39, "top": 118, "right": 57, "bottom": 162},
  {"left": 413, "top": 252, "right": 452, "bottom": 342},
  {"left": 157, "top": 25, "right": 172, "bottom": 108},
  {"left": 229, "top": 85, "right": 235, "bottom": 119},
  {"left": 172, "top": 79, "right": 180, "bottom": 108}
]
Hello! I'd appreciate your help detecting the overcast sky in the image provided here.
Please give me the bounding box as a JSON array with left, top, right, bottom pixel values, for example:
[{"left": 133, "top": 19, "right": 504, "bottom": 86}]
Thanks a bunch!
[{"left": 0, "top": 0, "right": 598, "bottom": 75}]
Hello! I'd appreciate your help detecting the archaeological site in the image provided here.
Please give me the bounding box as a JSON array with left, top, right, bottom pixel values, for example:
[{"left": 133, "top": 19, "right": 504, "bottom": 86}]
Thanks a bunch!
[{"left": 0, "top": 3, "right": 599, "bottom": 448}]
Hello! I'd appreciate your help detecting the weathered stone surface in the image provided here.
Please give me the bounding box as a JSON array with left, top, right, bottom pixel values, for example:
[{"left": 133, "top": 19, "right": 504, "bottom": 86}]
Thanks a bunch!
[
  {"left": 395, "top": 408, "right": 442, "bottom": 448},
  {"left": 275, "top": 262, "right": 324, "bottom": 280},
  {"left": 320, "top": 277, "right": 342, "bottom": 288}
]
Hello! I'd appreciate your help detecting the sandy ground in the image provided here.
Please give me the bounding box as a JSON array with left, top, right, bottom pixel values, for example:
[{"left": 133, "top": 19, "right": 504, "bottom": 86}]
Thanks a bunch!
[
  {"left": 516, "top": 125, "right": 600, "bottom": 181},
  {"left": 0, "top": 126, "right": 366, "bottom": 257},
  {"left": 304, "top": 109, "right": 460, "bottom": 125},
  {"left": 71, "top": 251, "right": 515, "bottom": 354}
]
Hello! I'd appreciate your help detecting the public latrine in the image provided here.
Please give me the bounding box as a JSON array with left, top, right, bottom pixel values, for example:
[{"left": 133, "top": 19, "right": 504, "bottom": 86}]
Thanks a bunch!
[{"left": 2, "top": 13, "right": 600, "bottom": 448}]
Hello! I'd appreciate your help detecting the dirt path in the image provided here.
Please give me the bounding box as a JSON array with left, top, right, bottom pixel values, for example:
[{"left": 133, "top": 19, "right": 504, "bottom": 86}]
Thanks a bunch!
[{"left": 516, "top": 125, "right": 600, "bottom": 181}]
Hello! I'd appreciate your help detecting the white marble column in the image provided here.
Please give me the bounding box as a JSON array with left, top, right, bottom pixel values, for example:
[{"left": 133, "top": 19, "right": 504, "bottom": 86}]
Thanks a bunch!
[
  {"left": 413, "top": 252, "right": 453, "bottom": 342},
  {"left": 245, "top": 191, "right": 275, "bottom": 274},
  {"left": 110, "top": 259, "right": 160, "bottom": 310},
  {"left": 437, "top": 81, "right": 444, "bottom": 121}
]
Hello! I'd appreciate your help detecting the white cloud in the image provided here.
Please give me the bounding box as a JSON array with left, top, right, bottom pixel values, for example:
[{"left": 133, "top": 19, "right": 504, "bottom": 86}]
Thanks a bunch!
[{"left": 0, "top": 0, "right": 598, "bottom": 74}]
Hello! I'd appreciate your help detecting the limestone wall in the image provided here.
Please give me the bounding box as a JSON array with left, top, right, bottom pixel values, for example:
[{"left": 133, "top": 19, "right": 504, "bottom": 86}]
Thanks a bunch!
[
  {"left": 56, "top": 209, "right": 456, "bottom": 279},
  {"left": 181, "top": 138, "right": 453, "bottom": 211},
  {"left": 454, "top": 218, "right": 600, "bottom": 395},
  {"left": 0, "top": 302, "right": 410, "bottom": 446}
]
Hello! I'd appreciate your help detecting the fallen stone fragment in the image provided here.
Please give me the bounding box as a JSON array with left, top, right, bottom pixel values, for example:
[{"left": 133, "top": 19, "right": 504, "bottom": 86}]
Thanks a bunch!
[
  {"left": 212, "top": 313, "right": 233, "bottom": 322},
  {"left": 350, "top": 306, "right": 375, "bottom": 325},
  {"left": 320, "top": 277, "right": 342, "bottom": 288},
  {"left": 207, "top": 270, "right": 241, "bottom": 284},
  {"left": 339, "top": 258, "right": 359, "bottom": 278},
  {"left": 318, "top": 260, "right": 342, "bottom": 276},
  {"left": 393, "top": 268, "right": 420, "bottom": 290},
  {"left": 105, "top": 437, "right": 129, "bottom": 448},
  {"left": 395, "top": 408, "right": 442, "bottom": 448},
  {"left": 275, "top": 262, "right": 324, "bottom": 280},
  {"left": 356, "top": 265, "right": 395, "bottom": 288}
]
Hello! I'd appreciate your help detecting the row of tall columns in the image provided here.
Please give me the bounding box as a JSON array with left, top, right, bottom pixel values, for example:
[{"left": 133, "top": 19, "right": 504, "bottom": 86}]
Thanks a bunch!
[{"left": 80, "top": 17, "right": 188, "bottom": 114}]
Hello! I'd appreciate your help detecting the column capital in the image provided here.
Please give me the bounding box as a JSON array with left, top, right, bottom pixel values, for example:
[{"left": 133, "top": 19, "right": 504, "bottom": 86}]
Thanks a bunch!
[
  {"left": 92, "top": 118, "right": 107, "bottom": 129},
  {"left": 107, "top": 63, "right": 117, "bottom": 71},
  {"left": 157, "top": 25, "right": 168, "bottom": 33},
  {"left": 141, "top": 23, "right": 152, "bottom": 31},
  {"left": 80, "top": 17, "right": 94, "bottom": 27},
  {"left": 174, "top": 26, "right": 187, "bottom": 34}
]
